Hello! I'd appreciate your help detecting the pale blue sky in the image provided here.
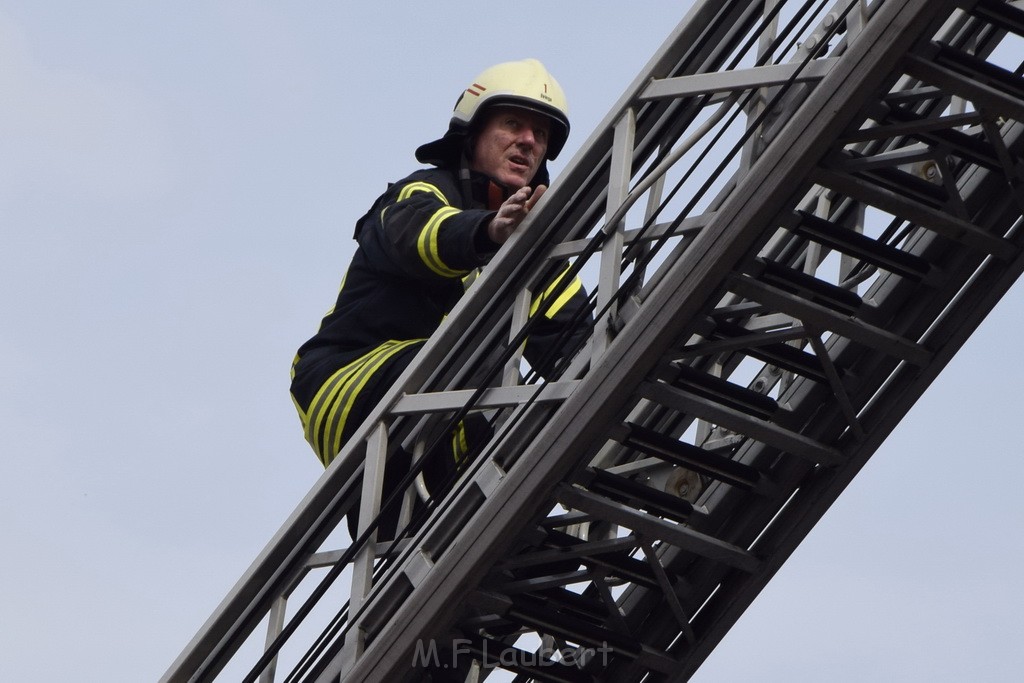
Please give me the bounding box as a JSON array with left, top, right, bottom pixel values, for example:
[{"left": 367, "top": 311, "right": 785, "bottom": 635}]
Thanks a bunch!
[{"left": 2, "top": 2, "right": 1022, "bottom": 681}]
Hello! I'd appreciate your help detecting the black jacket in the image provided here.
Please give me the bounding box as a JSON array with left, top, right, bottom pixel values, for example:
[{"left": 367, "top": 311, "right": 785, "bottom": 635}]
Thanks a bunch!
[{"left": 290, "top": 165, "right": 591, "bottom": 413}]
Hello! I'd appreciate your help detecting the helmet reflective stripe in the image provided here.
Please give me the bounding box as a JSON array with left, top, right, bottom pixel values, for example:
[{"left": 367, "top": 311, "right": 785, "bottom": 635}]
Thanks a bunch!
[{"left": 451, "top": 59, "right": 570, "bottom": 160}]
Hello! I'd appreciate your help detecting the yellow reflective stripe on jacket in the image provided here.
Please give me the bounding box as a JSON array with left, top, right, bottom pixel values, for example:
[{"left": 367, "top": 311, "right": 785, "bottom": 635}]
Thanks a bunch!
[
  {"left": 389, "top": 180, "right": 466, "bottom": 278},
  {"left": 530, "top": 267, "right": 583, "bottom": 319},
  {"left": 304, "top": 339, "right": 424, "bottom": 465},
  {"left": 382, "top": 182, "right": 449, "bottom": 223},
  {"left": 397, "top": 181, "right": 448, "bottom": 204},
  {"left": 417, "top": 206, "right": 468, "bottom": 278}
]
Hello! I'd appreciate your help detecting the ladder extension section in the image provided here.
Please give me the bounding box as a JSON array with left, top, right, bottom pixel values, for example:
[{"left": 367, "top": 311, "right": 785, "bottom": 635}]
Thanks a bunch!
[{"left": 163, "top": 0, "right": 1024, "bottom": 681}]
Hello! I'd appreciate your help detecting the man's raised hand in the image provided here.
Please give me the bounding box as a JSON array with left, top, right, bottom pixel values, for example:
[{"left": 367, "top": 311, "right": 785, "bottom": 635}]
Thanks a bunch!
[{"left": 487, "top": 185, "right": 547, "bottom": 244}]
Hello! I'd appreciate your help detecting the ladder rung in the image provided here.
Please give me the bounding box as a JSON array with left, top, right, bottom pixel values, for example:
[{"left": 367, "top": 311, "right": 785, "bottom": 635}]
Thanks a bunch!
[
  {"left": 501, "top": 534, "right": 639, "bottom": 569},
  {"left": 543, "top": 531, "right": 662, "bottom": 589},
  {"left": 904, "top": 45, "right": 1024, "bottom": 122},
  {"left": 843, "top": 109, "right": 984, "bottom": 146},
  {"left": 537, "top": 586, "right": 610, "bottom": 623},
  {"left": 857, "top": 161, "right": 950, "bottom": 205},
  {"left": 792, "top": 210, "right": 933, "bottom": 282},
  {"left": 709, "top": 319, "right": 830, "bottom": 384},
  {"left": 508, "top": 593, "right": 642, "bottom": 656},
  {"left": 754, "top": 258, "right": 864, "bottom": 315},
  {"left": 672, "top": 362, "right": 779, "bottom": 420},
  {"left": 491, "top": 566, "right": 590, "bottom": 593},
  {"left": 494, "top": 540, "right": 653, "bottom": 591},
  {"left": 583, "top": 468, "right": 695, "bottom": 525},
  {"left": 392, "top": 381, "right": 578, "bottom": 414},
  {"left": 474, "top": 586, "right": 680, "bottom": 677},
  {"left": 729, "top": 273, "right": 933, "bottom": 366},
  {"left": 621, "top": 422, "right": 762, "bottom": 491},
  {"left": 973, "top": 0, "right": 1024, "bottom": 36},
  {"left": 506, "top": 594, "right": 684, "bottom": 677},
  {"left": 884, "top": 107, "right": 1004, "bottom": 173}
]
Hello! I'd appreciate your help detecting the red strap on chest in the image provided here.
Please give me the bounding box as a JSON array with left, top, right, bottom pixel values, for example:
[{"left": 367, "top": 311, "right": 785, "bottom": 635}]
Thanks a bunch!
[{"left": 487, "top": 181, "right": 506, "bottom": 211}]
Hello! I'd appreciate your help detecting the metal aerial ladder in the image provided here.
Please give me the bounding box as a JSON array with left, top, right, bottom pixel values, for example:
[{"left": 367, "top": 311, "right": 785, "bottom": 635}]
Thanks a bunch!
[{"left": 163, "top": 0, "right": 1024, "bottom": 680}]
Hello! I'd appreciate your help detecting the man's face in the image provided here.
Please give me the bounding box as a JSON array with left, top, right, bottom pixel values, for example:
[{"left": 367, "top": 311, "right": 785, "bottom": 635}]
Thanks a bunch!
[{"left": 470, "top": 106, "right": 551, "bottom": 189}]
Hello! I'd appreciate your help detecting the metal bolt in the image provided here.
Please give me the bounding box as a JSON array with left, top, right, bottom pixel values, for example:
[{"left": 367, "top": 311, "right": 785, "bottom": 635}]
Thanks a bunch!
[
  {"left": 918, "top": 160, "right": 940, "bottom": 181},
  {"left": 667, "top": 468, "right": 702, "bottom": 503}
]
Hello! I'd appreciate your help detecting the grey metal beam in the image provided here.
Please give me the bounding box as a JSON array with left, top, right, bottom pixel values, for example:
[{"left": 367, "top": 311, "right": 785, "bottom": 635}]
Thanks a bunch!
[
  {"left": 641, "top": 59, "right": 838, "bottom": 99},
  {"left": 391, "top": 382, "right": 579, "bottom": 415}
]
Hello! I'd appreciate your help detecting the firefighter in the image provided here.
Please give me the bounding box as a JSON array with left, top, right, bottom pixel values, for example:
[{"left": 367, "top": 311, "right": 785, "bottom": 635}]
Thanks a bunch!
[{"left": 290, "top": 59, "right": 592, "bottom": 537}]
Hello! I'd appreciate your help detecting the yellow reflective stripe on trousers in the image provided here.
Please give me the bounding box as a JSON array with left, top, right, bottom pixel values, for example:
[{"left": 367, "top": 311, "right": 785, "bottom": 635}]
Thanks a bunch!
[
  {"left": 530, "top": 266, "right": 583, "bottom": 319},
  {"left": 320, "top": 350, "right": 391, "bottom": 461},
  {"left": 417, "top": 206, "right": 468, "bottom": 277},
  {"left": 305, "top": 339, "right": 424, "bottom": 465},
  {"left": 308, "top": 340, "right": 422, "bottom": 464},
  {"left": 306, "top": 347, "right": 389, "bottom": 463}
]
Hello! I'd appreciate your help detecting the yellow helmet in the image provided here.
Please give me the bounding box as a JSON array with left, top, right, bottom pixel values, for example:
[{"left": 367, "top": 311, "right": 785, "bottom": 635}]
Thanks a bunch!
[{"left": 416, "top": 59, "right": 570, "bottom": 168}]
